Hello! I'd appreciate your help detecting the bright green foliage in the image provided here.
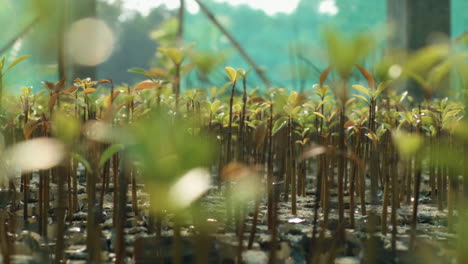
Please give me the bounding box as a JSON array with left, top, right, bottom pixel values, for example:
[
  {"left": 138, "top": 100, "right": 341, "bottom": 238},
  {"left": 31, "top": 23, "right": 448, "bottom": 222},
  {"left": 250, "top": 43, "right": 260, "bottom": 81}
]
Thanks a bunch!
[
  {"left": 125, "top": 111, "right": 216, "bottom": 213},
  {"left": 225, "top": 66, "right": 238, "bottom": 83},
  {"left": 52, "top": 112, "right": 81, "bottom": 146}
]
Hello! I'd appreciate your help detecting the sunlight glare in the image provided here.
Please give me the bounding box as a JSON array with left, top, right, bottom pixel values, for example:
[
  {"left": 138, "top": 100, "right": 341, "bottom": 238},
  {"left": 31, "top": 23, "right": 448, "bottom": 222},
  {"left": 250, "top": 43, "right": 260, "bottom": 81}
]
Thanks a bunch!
[
  {"left": 169, "top": 167, "right": 211, "bottom": 208},
  {"left": 107, "top": 0, "right": 300, "bottom": 16},
  {"left": 318, "top": 0, "right": 339, "bottom": 16},
  {"left": 214, "top": 0, "right": 300, "bottom": 15}
]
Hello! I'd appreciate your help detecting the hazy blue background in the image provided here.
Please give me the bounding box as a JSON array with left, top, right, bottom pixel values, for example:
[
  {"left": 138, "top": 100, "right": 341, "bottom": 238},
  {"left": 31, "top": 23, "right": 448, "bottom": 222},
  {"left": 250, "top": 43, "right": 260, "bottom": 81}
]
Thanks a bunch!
[{"left": 1, "top": 0, "right": 467, "bottom": 92}]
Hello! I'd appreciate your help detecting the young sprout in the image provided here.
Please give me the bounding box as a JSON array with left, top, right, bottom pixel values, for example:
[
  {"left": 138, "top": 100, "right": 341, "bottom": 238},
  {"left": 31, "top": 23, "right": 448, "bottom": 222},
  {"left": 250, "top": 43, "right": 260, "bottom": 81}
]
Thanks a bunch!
[{"left": 159, "top": 47, "right": 191, "bottom": 107}]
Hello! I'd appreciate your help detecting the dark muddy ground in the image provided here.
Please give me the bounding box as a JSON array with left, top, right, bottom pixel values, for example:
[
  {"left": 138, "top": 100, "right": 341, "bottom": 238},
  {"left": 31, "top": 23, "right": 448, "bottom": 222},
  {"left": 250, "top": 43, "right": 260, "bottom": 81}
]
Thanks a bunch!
[{"left": 2, "top": 173, "right": 457, "bottom": 264}]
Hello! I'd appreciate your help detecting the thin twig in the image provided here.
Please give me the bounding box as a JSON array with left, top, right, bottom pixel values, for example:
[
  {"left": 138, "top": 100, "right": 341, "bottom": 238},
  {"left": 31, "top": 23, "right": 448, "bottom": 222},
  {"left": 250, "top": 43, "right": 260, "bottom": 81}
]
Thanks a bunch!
[{"left": 194, "top": 0, "right": 272, "bottom": 87}]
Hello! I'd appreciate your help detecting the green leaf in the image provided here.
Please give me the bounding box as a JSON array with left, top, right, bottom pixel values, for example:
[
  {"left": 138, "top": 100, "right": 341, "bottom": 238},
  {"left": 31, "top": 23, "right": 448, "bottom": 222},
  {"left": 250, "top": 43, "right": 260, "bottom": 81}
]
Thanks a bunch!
[
  {"left": 405, "top": 44, "right": 450, "bottom": 75},
  {"left": 431, "top": 53, "right": 468, "bottom": 89},
  {"left": 313, "top": 111, "right": 326, "bottom": 120},
  {"left": 421, "top": 115, "right": 433, "bottom": 125},
  {"left": 218, "top": 82, "right": 231, "bottom": 96},
  {"left": 317, "top": 95, "right": 334, "bottom": 109},
  {"left": 376, "top": 124, "right": 387, "bottom": 138},
  {"left": 323, "top": 29, "right": 375, "bottom": 79},
  {"left": 283, "top": 105, "right": 293, "bottom": 115},
  {"left": 128, "top": 68, "right": 150, "bottom": 78},
  {"left": 444, "top": 109, "right": 461, "bottom": 121},
  {"left": 291, "top": 106, "right": 301, "bottom": 116},
  {"left": 211, "top": 100, "right": 221, "bottom": 113},
  {"left": 328, "top": 110, "right": 338, "bottom": 122},
  {"left": 399, "top": 91, "right": 408, "bottom": 103},
  {"left": 314, "top": 84, "right": 330, "bottom": 98},
  {"left": 52, "top": 112, "right": 81, "bottom": 145},
  {"left": 236, "top": 68, "right": 247, "bottom": 78},
  {"left": 21, "top": 87, "right": 32, "bottom": 95},
  {"left": 353, "top": 94, "right": 370, "bottom": 105},
  {"left": 374, "top": 80, "right": 391, "bottom": 98},
  {"left": 99, "top": 144, "right": 124, "bottom": 168},
  {"left": 0, "top": 56, "right": 5, "bottom": 71},
  {"left": 352, "top": 84, "right": 370, "bottom": 96},
  {"left": 345, "top": 97, "right": 356, "bottom": 106},
  {"left": 225, "top": 66, "right": 237, "bottom": 82},
  {"left": 71, "top": 152, "right": 92, "bottom": 172},
  {"left": 366, "top": 131, "right": 379, "bottom": 142},
  {"left": 392, "top": 130, "right": 422, "bottom": 158},
  {"left": 329, "top": 121, "right": 339, "bottom": 129},
  {"left": 248, "top": 87, "right": 259, "bottom": 97},
  {"left": 288, "top": 91, "right": 298, "bottom": 104},
  {"left": 159, "top": 48, "right": 183, "bottom": 65},
  {"left": 406, "top": 71, "right": 429, "bottom": 90},
  {"left": 245, "top": 121, "right": 256, "bottom": 129},
  {"left": 3, "top": 55, "right": 30, "bottom": 76},
  {"left": 272, "top": 117, "right": 288, "bottom": 135}
]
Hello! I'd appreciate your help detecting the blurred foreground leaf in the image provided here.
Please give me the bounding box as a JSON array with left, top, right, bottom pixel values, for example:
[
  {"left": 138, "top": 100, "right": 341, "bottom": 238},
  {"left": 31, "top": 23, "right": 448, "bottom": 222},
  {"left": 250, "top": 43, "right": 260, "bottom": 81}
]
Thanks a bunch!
[
  {"left": 392, "top": 130, "right": 422, "bottom": 158},
  {"left": 126, "top": 111, "right": 216, "bottom": 214},
  {"left": 1, "top": 137, "right": 66, "bottom": 185}
]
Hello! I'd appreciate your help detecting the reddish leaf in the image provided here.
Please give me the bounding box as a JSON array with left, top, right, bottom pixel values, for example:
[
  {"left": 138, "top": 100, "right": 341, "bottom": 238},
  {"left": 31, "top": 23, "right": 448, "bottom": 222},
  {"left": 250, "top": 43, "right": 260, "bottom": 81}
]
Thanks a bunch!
[
  {"left": 83, "top": 88, "right": 97, "bottom": 94},
  {"left": 344, "top": 120, "right": 355, "bottom": 128},
  {"left": 56, "top": 78, "right": 66, "bottom": 91},
  {"left": 355, "top": 64, "right": 375, "bottom": 90},
  {"left": 319, "top": 66, "right": 333, "bottom": 87},
  {"left": 102, "top": 103, "right": 126, "bottom": 121},
  {"left": 42, "top": 81, "right": 55, "bottom": 91},
  {"left": 23, "top": 120, "right": 40, "bottom": 139},
  {"left": 65, "top": 85, "right": 78, "bottom": 94},
  {"left": 248, "top": 97, "right": 265, "bottom": 104},
  {"left": 300, "top": 145, "right": 328, "bottom": 161},
  {"left": 105, "top": 91, "right": 123, "bottom": 107},
  {"left": 221, "top": 162, "right": 251, "bottom": 181},
  {"left": 147, "top": 67, "right": 169, "bottom": 78},
  {"left": 133, "top": 80, "right": 156, "bottom": 92},
  {"left": 97, "top": 79, "right": 111, "bottom": 84}
]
